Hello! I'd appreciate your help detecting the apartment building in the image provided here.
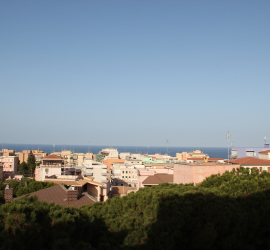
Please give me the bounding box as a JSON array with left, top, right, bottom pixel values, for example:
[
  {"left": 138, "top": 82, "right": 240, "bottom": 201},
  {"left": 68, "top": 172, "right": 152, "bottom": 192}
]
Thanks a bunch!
[
  {"left": 258, "top": 150, "right": 270, "bottom": 160},
  {"left": 35, "top": 155, "right": 64, "bottom": 181},
  {"left": 82, "top": 158, "right": 109, "bottom": 184},
  {"left": 119, "top": 152, "right": 131, "bottom": 159},
  {"left": 0, "top": 155, "right": 18, "bottom": 179},
  {"left": 231, "top": 142, "right": 270, "bottom": 159},
  {"left": 0, "top": 149, "right": 15, "bottom": 156},
  {"left": 111, "top": 163, "right": 146, "bottom": 188},
  {"left": 31, "top": 150, "right": 47, "bottom": 163},
  {"left": 52, "top": 150, "right": 85, "bottom": 166},
  {"left": 176, "top": 150, "right": 209, "bottom": 161},
  {"left": 97, "top": 148, "right": 119, "bottom": 159},
  {"left": 16, "top": 150, "right": 34, "bottom": 164},
  {"left": 227, "top": 157, "right": 270, "bottom": 173},
  {"left": 174, "top": 163, "right": 238, "bottom": 185}
]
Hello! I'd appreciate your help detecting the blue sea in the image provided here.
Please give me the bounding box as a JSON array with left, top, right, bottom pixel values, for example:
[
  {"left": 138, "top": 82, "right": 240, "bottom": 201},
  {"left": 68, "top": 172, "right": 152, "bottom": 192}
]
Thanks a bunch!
[{"left": 1, "top": 143, "right": 229, "bottom": 159}]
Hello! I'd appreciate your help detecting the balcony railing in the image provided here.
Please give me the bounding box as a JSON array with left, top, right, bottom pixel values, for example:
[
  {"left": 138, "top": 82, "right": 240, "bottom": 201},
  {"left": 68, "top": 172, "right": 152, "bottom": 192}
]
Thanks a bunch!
[{"left": 102, "top": 173, "right": 110, "bottom": 176}]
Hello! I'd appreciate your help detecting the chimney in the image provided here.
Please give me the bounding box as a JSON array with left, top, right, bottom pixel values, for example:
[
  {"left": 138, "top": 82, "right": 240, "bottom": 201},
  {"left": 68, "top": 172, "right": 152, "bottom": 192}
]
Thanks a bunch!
[
  {"left": 4, "top": 185, "right": 13, "bottom": 203},
  {"left": 67, "top": 186, "right": 78, "bottom": 204}
]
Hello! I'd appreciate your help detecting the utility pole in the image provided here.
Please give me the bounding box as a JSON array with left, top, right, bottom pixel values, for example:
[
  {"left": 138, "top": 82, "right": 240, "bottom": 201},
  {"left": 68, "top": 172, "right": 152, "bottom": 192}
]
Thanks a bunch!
[{"left": 227, "top": 131, "right": 231, "bottom": 163}]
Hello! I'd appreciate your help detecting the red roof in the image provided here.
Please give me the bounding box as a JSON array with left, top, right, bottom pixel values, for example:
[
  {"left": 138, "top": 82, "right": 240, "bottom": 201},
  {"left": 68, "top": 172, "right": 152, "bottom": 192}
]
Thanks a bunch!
[
  {"left": 142, "top": 174, "right": 173, "bottom": 185},
  {"left": 259, "top": 150, "right": 270, "bottom": 154},
  {"left": 227, "top": 157, "right": 270, "bottom": 165},
  {"left": 208, "top": 158, "right": 224, "bottom": 161},
  {"left": 187, "top": 158, "right": 205, "bottom": 161}
]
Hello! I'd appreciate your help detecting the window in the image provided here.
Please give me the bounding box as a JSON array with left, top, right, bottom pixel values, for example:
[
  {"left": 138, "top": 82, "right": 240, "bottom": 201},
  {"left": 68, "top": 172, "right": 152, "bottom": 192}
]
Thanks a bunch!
[
  {"left": 246, "top": 151, "right": 254, "bottom": 157},
  {"left": 231, "top": 150, "right": 237, "bottom": 156}
]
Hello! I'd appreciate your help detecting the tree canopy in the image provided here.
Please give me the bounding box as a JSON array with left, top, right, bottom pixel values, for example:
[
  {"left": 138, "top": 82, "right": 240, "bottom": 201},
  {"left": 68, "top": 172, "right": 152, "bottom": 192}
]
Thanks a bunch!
[
  {"left": 18, "top": 156, "right": 37, "bottom": 176},
  {"left": 2, "top": 167, "right": 270, "bottom": 249}
]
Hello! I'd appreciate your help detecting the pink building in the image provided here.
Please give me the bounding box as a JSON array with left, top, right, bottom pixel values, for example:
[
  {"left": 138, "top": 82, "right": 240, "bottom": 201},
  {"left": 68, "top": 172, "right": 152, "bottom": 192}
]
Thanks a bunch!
[{"left": 174, "top": 163, "right": 239, "bottom": 185}]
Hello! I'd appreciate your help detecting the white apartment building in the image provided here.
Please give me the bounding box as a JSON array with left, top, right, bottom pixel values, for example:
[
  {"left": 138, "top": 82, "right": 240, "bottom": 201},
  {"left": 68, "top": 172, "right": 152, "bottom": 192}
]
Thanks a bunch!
[
  {"left": 99, "top": 148, "right": 119, "bottom": 159},
  {"left": 119, "top": 152, "right": 131, "bottom": 159},
  {"left": 125, "top": 159, "right": 143, "bottom": 165},
  {"left": 35, "top": 155, "right": 63, "bottom": 181},
  {"left": 129, "top": 153, "right": 144, "bottom": 160},
  {"left": 111, "top": 163, "right": 145, "bottom": 188},
  {"left": 82, "top": 158, "right": 109, "bottom": 184}
]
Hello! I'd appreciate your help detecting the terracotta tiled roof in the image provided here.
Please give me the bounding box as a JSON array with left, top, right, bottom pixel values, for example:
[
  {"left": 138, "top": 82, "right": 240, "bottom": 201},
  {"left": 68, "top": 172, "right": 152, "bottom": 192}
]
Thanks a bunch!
[
  {"left": 208, "top": 158, "right": 224, "bottom": 161},
  {"left": 227, "top": 157, "right": 270, "bottom": 165},
  {"left": 259, "top": 150, "right": 270, "bottom": 154},
  {"left": 14, "top": 184, "right": 95, "bottom": 207},
  {"left": 142, "top": 174, "right": 173, "bottom": 185}
]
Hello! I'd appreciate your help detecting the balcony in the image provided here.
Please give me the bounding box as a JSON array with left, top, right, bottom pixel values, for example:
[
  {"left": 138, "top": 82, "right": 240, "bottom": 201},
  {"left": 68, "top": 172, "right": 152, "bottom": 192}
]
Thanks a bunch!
[
  {"left": 43, "top": 164, "right": 62, "bottom": 168},
  {"left": 102, "top": 173, "right": 110, "bottom": 176}
]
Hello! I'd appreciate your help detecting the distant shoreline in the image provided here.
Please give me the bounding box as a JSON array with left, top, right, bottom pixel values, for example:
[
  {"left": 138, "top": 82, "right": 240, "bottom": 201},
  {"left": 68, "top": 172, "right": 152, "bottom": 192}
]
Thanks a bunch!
[{"left": 1, "top": 143, "right": 229, "bottom": 158}]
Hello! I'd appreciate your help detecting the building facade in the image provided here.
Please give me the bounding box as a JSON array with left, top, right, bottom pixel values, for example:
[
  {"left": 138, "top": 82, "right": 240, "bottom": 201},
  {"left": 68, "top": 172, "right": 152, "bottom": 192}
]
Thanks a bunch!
[{"left": 0, "top": 156, "right": 18, "bottom": 179}]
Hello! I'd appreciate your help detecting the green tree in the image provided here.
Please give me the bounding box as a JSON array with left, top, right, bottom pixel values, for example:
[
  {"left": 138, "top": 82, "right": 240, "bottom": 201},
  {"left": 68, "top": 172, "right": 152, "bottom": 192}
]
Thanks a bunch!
[
  {"left": 18, "top": 162, "right": 28, "bottom": 174},
  {"left": 17, "top": 156, "right": 36, "bottom": 176},
  {"left": 27, "top": 155, "right": 36, "bottom": 174}
]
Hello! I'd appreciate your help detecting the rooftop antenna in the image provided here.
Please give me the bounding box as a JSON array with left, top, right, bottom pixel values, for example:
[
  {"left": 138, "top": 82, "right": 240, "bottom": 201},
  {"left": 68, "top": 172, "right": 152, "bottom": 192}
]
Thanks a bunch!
[
  {"left": 264, "top": 136, "right": 267, "bottom": 145},
  {"left": 166, "top": 138, "right": 169, "bottom": 155},
  {"left": 226, "top": 131, "right": 231, "bottom": 163}
]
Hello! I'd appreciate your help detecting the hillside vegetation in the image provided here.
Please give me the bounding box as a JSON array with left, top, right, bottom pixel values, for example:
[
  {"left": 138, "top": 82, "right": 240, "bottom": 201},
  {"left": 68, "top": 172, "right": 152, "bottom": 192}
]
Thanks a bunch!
[{"left": 1, "top": 167, "right": 270, "bottom": 249}]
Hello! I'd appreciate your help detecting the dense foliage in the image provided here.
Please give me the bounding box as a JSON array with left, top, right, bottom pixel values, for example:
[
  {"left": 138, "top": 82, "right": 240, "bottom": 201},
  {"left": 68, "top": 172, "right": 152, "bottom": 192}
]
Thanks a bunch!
[
  {"left": 1, "top": 167, "right": 270, "bottom": 249},
  {"left": 18, "top": 156, "right": 37, "bottom": 175},
  {"left": 0, "top": 178, "right": 55, "bottom": 204}
]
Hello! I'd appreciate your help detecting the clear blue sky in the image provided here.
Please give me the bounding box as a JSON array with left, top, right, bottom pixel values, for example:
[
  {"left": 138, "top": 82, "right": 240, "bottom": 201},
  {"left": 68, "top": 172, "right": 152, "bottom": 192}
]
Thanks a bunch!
[{"left": 1, "top": 1, "right": 269, "bottom": 147}]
